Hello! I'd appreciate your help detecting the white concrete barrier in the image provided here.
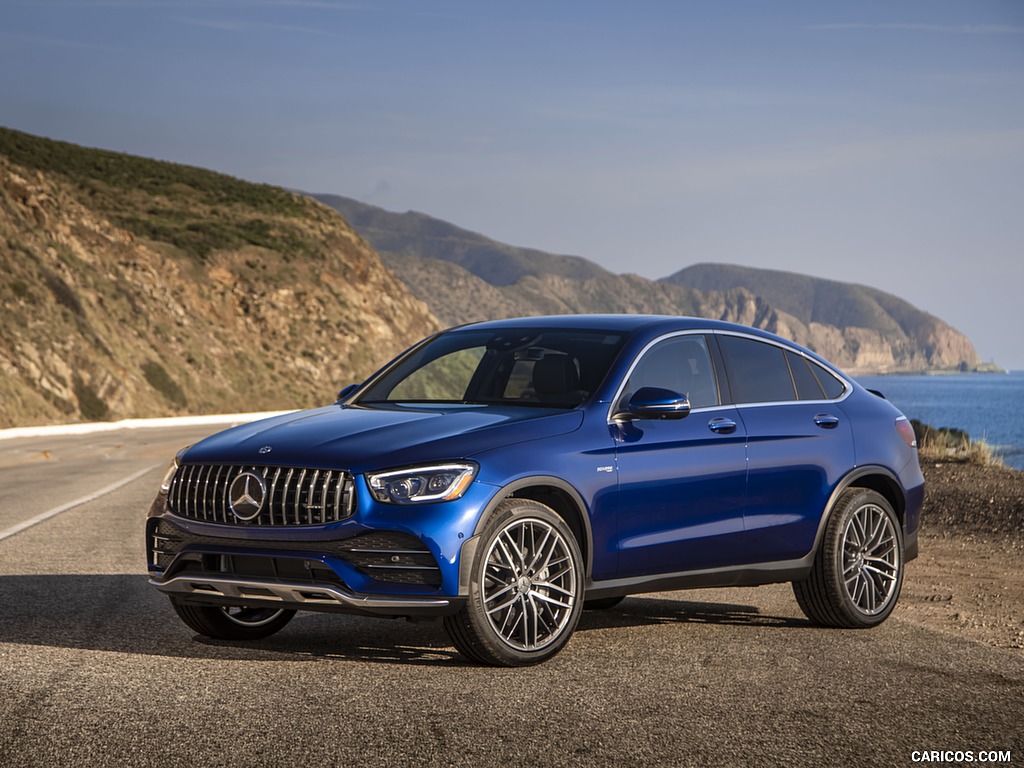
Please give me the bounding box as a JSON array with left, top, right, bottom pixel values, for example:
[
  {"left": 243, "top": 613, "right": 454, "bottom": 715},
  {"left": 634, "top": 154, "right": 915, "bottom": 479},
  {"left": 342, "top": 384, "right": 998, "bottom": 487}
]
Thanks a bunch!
[{"left": 0, "top": 411, "right": 294, "bottom": 442}]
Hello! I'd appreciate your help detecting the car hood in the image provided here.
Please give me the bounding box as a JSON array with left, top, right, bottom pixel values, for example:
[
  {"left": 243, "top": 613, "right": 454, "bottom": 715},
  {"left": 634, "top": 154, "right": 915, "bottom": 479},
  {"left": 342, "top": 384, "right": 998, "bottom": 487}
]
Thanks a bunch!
[{"left": 181, "top": 404, "right": 584, "bottom": 473}]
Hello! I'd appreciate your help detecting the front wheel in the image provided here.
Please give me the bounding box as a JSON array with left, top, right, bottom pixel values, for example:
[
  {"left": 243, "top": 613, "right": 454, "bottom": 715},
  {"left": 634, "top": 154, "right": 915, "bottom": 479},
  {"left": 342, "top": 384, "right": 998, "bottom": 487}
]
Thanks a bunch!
[
  {"left": 444, "top": 498, "right": 585, "bottom": 666},
  {"left": 170, "top": 598, "right": 295, "bottom": 641},
  {"left": 793, "top": 488, "right": 904, "bottom": 628}
]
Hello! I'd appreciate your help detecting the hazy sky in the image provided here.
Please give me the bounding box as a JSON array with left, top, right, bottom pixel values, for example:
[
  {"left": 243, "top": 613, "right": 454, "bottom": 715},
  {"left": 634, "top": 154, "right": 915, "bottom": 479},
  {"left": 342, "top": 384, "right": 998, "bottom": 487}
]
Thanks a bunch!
[{"left": 2, "top": 0, "right": 1022, "bottom": 368}]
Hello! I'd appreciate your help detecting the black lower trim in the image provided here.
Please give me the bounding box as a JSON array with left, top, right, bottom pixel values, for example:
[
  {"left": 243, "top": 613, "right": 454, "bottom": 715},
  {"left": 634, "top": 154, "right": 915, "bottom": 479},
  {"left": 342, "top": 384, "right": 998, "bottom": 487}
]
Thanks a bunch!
[
  {"left": 154, "top": 574, "right": 465, "bottom": 619},
  {"left": 148, "top": 517, "right": 442, "bottom": 587},
  {"left": 584, "top": 557, "right": 813, "bottom": 601}
]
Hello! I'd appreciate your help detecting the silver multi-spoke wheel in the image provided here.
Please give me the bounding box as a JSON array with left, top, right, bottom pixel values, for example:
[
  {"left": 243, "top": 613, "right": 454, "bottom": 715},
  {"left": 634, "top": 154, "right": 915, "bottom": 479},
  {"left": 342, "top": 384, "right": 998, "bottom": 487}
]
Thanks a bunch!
[
  {"left": 840, "top": 502, "right": 899, "bottom": 616},
  {"left": 482, "top": 517, "right": 578, "bottom": 652},
  {"left": 792, "top": 488, "right": 904, "bottom": 628},
  {"left": 444, "top": 498, "right": 585, "bottom": 666}
]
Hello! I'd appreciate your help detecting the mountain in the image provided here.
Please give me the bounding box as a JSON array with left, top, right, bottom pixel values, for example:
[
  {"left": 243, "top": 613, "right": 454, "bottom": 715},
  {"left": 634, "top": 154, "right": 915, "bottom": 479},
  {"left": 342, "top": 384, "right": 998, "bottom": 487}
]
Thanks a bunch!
[
  {"left": 314, "top": 195, "right": 984, "bottom": 375},
  {"left": 0, "top": 127, "right": 439, "bottom": 428},
  {"left": 664, "top": 264, "right": 982, "bottom": 374},
  {"left": 0, "top": 125, "right": 984, "bottom": 432},
  {"left": 314, "top": 194, "right": 611, "bottom": 286}
]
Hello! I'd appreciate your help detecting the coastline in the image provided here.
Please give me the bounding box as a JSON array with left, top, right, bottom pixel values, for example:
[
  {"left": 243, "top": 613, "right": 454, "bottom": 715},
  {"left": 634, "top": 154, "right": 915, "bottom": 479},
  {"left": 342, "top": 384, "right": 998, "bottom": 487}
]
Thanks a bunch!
[{"left": 849, "top": 365, "right": 1009, "bottom": 377}]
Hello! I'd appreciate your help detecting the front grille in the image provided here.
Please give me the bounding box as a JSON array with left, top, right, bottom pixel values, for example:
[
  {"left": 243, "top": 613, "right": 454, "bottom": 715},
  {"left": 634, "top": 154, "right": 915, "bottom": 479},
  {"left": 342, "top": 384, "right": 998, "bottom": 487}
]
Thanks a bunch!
[
  {"left": 148, "top": 520, "right": 442, "bottom": 586},
  {"left": 168, "top": 463, "right": 355, "bottom": 526}
]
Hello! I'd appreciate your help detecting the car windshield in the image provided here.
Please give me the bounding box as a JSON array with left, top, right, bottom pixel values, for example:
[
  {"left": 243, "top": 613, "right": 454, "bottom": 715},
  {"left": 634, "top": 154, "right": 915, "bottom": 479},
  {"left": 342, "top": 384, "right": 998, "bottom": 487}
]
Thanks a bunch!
[{"left": 357, "top": 328, "right": 627, "bottom": 408}]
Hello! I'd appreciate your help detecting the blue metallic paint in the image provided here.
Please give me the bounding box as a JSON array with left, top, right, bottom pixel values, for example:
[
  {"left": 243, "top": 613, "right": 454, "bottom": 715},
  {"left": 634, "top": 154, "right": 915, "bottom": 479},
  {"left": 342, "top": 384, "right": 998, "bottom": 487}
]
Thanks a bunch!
[
  {"left": 613, "top": 406, "right": 748, "bottom": 575},
  {"left": 148, "top": 314, "right": 925, "bottom": 621},
  {"left": 737, "top": 400, "right": 856, "bottom": 562}
]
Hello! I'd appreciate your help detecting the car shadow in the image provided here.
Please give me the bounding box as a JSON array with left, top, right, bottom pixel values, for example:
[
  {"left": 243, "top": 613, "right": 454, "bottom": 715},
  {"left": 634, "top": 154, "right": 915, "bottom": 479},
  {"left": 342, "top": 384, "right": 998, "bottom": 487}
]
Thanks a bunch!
[
  {"left": 0, "top": 574, "right": 807, "bottom": 666},
  {"left": 579, "top": 595, "right": 808, "bottom": 631}
]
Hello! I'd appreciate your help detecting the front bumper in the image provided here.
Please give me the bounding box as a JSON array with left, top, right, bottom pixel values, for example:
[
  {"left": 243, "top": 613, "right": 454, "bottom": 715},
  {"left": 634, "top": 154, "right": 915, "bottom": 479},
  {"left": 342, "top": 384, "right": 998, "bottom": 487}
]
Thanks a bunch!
[
  {"left": 146, "top": 478, "right": 498, "bottom": 617},
  {"left": 151, "top": 573, "right": 463, "bottom": 618}
]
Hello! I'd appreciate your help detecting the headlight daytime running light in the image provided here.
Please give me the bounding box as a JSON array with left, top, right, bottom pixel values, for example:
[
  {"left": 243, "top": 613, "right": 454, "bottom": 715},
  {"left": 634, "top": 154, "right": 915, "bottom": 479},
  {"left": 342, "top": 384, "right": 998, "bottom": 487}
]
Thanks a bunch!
[
  {"left": 160, "top": 445, "right": 191, "bottom": 493},
  {"left": 367, "top": 462, "right": 478, "bottom": 505}
]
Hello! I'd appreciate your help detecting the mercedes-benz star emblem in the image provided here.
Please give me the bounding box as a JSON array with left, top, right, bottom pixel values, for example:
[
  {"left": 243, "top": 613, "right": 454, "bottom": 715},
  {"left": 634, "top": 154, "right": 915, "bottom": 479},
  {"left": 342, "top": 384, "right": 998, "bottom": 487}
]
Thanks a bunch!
[{"left": 229, "top": 470, "right": 266, "bottom": 521}]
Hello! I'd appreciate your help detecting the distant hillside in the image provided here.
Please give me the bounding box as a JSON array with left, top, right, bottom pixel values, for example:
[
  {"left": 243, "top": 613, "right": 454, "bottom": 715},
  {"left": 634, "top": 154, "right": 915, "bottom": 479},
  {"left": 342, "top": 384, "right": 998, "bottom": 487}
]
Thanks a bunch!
[
  {"left": 0, "top": 127, "right": 439, "bottom": 428},
  {"left": 316, "top": 195, "right": 985, "bottom": 375},
  {"left": 314, "top": 194, "right": 611, "bottom": 286},
  {"left": 666, "top": 264, "right": 982, "bottom": 373}
]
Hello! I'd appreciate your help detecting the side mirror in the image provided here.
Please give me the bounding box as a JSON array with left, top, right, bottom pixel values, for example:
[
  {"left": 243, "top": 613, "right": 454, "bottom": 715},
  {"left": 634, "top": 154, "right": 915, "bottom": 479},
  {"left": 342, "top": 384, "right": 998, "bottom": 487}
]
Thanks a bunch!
[
  {"left": 614, "top": 387, "right": 691, "bottom": 421},
  {"left": 336, "top": 383, "right": 360, "bottom": 402}
]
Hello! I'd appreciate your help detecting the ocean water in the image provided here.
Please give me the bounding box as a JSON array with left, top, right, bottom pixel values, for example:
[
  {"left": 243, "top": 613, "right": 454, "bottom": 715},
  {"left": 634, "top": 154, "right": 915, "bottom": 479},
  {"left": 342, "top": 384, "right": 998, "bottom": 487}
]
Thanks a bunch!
[{"left": 855, "top": 372, "right": 1024, "bottom": 471}]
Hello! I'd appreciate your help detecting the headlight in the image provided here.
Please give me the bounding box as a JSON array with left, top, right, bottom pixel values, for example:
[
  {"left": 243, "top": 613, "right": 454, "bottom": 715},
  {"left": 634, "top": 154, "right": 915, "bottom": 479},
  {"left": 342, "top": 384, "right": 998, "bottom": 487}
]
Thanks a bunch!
[
  {"left": 367, "top": 462, "right": 477, "bottom": 505},
  {"left": 159, "top": 445, "right": 191, "bottom": 493}
]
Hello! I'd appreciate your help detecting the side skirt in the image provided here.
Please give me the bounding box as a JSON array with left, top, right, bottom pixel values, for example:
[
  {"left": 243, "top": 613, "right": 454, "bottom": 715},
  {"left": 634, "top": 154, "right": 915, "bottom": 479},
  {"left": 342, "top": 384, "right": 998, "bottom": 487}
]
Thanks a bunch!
[{"left": 584, "top": 556, "right": 814, "bottom": 601}]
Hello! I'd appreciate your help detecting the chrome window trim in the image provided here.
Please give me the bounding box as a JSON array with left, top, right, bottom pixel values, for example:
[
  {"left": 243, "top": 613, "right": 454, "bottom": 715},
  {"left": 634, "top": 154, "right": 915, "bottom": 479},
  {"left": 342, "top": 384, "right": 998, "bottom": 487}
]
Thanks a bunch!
[
  {"left": 711, "top": 330, "right": 852, "bottom": 405},
  {"left": 606, "top": 328, "right": 852, "bottom": 424},
  {"left": 605, "top": 330, "right": 722, "bottom": 424}
]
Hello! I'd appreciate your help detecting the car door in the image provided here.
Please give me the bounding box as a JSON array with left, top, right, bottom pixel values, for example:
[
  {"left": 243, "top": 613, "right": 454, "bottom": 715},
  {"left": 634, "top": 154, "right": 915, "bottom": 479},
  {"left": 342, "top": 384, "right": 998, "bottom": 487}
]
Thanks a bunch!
[
  {"left": 715, "top": 333, "right": 855, "bottom": 563},
  {"left": 612, "top": 333, "right": 749, "bottom": 577}
]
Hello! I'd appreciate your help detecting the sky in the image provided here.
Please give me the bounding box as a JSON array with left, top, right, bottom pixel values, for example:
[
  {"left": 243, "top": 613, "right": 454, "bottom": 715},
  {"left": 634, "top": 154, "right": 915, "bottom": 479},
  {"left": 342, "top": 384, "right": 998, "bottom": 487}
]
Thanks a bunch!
[{"left": 2, "top": 0, "right": 1022, "bottom": 368}]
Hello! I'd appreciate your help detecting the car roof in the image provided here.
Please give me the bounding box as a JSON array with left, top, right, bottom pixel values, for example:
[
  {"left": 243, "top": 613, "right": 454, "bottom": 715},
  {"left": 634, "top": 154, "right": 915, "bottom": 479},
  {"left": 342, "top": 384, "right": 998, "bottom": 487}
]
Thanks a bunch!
[
  {"left": 449, "top": 314, "right": 844, "bottom": 375},
  {"left": 453, "top": 314, "right": 774, "bottom": 338}
]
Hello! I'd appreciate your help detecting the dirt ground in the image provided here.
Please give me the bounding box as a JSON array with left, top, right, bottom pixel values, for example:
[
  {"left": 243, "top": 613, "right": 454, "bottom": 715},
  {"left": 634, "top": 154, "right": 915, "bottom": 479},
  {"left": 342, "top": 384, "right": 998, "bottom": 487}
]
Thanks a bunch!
[{"left": 897, "top": 460, "right": 1024, "bottom": 651}]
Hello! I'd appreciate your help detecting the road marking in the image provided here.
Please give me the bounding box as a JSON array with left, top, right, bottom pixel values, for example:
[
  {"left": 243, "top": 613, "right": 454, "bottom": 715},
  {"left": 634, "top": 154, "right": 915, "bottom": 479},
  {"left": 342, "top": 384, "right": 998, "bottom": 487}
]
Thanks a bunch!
[{"left": 0, "top": 463, "right": 161, "bottom": 542}]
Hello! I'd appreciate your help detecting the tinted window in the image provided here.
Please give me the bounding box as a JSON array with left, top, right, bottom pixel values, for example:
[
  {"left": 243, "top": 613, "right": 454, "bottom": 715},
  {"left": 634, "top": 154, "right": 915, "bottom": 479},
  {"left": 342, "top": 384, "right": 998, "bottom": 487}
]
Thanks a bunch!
[
  {"left": 809, "top": 359, "right": 847, "bottom": 399},
  {"left": 621, "top": 335, "right": 719, "bottom": 409},
  {"left": 787, "top": 352, "right": 826, "bottom": 400},
  {"left": 717, "top": 336, "right": 797, "bottom": 404}
]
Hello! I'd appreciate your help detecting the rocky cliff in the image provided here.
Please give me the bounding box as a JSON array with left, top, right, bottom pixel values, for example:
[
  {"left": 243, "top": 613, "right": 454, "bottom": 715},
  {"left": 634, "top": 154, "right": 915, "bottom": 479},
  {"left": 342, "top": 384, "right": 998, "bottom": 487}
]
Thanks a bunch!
[
  {"left": 665, "top": 264, "right": 981, "bottom": 373},
  {"left": 0, "top": 128, "right": 439, "bottom": 428}
]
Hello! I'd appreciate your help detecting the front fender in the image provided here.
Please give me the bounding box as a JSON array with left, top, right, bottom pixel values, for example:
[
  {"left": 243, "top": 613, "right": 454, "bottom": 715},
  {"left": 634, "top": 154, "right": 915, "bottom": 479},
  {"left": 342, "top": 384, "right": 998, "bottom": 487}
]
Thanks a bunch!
[{"left": 457, "top": 475, "right": 594, "bottom": 595}]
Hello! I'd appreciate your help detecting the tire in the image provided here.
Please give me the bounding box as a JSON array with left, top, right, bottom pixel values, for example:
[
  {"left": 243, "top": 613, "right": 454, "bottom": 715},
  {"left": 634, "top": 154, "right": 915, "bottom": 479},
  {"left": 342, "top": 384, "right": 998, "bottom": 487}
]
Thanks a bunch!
[
  {"left": 444, "top": 498, "right": 585, "bottom": 666},
  {"left": 793, "top": 488, "right": 904, "bottom": 628},
  {"left": 584, "top": 596, "right": 625, "bottom": 610},
  {"left": 170, "top": 598, "right": 295, "bottom": 641}
]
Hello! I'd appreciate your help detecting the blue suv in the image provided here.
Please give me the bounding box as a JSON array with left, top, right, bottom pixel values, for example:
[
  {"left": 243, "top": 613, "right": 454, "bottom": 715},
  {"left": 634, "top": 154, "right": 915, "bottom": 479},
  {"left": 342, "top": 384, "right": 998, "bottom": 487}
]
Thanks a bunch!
[{"left": 147, "top": 315, "right": 924, "bottom": 666}]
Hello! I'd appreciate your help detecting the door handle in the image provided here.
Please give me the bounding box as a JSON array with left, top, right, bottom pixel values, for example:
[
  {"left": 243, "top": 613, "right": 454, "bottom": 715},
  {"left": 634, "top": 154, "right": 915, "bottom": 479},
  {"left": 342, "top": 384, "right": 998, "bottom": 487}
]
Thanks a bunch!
[
  {"left": 814, "top": 414, "right": 840, "bottom": 430},
  {"left": 708, "top": 417, "right": 737, "bottom": 434}
]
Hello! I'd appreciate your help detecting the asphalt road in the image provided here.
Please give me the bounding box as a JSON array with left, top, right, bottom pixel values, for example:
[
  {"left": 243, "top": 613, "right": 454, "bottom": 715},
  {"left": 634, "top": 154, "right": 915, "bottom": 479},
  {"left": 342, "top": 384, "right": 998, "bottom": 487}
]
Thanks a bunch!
[{"left": 0, "top": 426, "right": 1021, "bottom": 767}]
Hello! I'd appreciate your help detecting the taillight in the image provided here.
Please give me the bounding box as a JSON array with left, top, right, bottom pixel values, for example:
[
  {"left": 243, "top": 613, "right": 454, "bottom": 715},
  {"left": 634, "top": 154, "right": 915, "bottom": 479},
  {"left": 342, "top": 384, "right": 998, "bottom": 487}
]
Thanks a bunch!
[{"left": 895, "top": 416, "right": 917, "bottom": 448}]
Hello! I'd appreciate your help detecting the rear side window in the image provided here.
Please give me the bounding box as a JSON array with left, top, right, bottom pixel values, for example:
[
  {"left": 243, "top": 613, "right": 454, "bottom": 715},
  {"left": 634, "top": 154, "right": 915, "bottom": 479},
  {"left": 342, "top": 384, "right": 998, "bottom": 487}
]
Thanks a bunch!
[
  {"left": 785, "top": 351, "right": 847, "bottom": 400},
  {"left": 787, "top": 352, "right": 826, "bottom": 400},
  {"left": 809, "top": 359, "right": 847, "bottom": 399},
  {"left": 717, "top": 336, "right": 797, "bottom": 404}
]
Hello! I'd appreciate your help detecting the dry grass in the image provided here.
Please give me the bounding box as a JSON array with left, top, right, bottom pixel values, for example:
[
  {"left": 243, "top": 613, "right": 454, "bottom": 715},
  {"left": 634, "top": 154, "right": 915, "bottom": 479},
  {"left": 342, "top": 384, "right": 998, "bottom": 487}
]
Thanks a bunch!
[{"left": 913, "top": 420, "right": 1004, "bottom": 467}]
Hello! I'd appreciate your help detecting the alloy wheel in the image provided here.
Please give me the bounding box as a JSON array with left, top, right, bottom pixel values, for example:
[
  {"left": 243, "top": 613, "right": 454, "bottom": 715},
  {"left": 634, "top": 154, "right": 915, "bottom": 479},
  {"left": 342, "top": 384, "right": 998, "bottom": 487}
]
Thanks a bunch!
[
  {"left": 481, "top": 517, "right": 579, "bottom": 652},
  {"left": 841, "top": 502, "right": 900, "bottom": 616}
]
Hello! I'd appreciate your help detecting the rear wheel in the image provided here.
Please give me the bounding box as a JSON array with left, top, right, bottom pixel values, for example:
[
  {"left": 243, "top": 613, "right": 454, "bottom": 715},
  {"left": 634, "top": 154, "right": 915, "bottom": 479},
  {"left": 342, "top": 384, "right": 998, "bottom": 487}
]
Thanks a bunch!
[
  {"left": 444, "top": 498, "right": 584, "bottom": 666},
  {"left": 793, "top": 488, "right": 903, "bottom": 628},
  {"left": 170, "top": 598, "right": 295, "bottom": 641}
]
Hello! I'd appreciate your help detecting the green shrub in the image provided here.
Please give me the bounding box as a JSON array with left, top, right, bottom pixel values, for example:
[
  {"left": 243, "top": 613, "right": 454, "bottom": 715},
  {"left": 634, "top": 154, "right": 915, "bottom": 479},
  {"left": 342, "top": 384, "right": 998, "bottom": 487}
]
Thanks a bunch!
[
  {"left": 142, "top": 361, "right": 187, "bottom": 407},
  {"left": 73, "top": 374, "right": 109, "bottom": 421},
  {"left": 44, "top": 270, "right": 84, "bottom": 317},
  {"left": 7, "top": 280, "right": 30, "bottom": 299}
]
